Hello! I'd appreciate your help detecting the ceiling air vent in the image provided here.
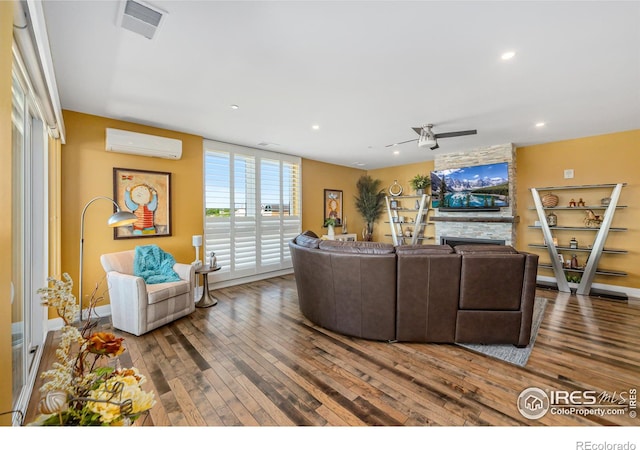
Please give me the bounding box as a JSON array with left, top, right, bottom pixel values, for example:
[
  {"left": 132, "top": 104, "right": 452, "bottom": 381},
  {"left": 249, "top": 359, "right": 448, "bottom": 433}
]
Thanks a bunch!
[{"left": 118, "top": 0, "right": 166, "bottom": 40}]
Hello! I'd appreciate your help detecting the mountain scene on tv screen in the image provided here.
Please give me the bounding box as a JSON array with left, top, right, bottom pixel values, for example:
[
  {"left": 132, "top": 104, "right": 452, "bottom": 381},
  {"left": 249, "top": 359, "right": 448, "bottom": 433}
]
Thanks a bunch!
[{"left": 430, "top": 163, "right": 509, "bottom": 209}]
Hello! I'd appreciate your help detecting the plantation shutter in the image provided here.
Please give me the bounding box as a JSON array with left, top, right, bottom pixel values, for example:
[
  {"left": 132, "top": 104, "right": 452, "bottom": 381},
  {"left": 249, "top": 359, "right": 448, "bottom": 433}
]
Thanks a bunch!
[{"left": 204, "top": 140, "right": 301, "bottom": 283}]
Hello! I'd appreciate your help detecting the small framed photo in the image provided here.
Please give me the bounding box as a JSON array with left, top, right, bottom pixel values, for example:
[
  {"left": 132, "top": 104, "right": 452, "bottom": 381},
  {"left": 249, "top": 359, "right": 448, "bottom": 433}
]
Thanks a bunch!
[
  {"left": 390, "top": 200, "right": 399, "bottom": 209},
  {"left": 558, "top": 254, "right": 565, "bottom": 264}
]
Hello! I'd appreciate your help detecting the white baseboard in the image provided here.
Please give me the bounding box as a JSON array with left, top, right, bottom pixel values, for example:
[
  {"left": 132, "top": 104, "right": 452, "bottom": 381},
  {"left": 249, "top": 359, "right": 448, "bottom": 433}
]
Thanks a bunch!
[
  {"left": 46, "top": 304, "right": 113, "bottom": 332},
  {"left": 536, "top": 275, "right": 640, "bottom": 299}
]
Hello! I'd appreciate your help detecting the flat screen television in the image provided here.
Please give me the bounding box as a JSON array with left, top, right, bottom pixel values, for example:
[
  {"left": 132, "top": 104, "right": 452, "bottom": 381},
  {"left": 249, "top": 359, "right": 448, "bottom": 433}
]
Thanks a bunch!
[{"left": 430, "top": 162, "right": 509, "bottom": 210}]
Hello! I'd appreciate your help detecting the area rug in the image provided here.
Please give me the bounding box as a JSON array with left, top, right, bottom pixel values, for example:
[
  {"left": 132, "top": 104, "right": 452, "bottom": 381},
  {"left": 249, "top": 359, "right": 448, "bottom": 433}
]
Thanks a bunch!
[{"left": 457, "top": 297, "right": 547, "bottom": 367}]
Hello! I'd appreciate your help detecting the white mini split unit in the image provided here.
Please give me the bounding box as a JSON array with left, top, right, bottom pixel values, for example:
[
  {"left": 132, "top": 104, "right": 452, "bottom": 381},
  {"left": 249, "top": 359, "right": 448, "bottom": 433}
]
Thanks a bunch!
[{"left": 105, "top": 128, "right": 182, "bottom": 160}]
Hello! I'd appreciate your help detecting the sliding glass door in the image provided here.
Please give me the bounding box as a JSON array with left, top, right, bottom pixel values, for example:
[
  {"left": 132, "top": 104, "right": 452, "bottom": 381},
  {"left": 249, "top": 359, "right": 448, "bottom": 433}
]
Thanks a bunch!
[{"left": 11, "top": 59, "right": 48, "bottom": 424}]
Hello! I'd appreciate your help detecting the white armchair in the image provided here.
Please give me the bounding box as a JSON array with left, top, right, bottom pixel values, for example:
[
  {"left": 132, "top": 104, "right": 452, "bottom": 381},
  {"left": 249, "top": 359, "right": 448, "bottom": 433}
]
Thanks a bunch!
[{"left": 100, "top": 249, "right": 196, "bottom": 336}]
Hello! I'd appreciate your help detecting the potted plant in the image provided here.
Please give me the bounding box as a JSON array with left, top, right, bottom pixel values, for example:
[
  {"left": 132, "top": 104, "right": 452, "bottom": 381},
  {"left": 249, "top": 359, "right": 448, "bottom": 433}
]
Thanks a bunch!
[
  {"left": 354, "top": 175, "right": 386, "bottom": 241},
  {"left": 409, "top": 174, "right": 431, "bottom": 195},
  {"left": 324, "top": 217, "right": 336, "bottom": 237}
]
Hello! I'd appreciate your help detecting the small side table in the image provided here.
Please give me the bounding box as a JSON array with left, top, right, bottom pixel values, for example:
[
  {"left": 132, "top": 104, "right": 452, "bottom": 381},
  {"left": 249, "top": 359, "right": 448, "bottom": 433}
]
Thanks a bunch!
[{"left": 195, "top": 265, "right": 221, "bottom": 308}]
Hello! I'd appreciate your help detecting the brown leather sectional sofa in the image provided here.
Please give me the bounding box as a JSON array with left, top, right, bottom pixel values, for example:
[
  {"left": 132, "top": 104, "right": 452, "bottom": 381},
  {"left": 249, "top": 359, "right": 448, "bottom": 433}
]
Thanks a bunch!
[{"left": 289, "top": 231, "right": 539, "bottom": 347}]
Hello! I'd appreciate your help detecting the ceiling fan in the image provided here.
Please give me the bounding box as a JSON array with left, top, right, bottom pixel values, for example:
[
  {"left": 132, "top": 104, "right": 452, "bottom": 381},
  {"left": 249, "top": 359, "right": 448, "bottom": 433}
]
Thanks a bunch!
[{"left": 386, "top": 124, "right": 477, "bottom": 150}]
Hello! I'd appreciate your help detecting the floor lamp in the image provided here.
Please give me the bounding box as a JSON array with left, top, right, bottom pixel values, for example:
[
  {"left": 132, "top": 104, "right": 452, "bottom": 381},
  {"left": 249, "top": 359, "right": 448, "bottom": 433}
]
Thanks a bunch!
[{"left": 79, "top": 196, "right": 137, "bottom": 321}]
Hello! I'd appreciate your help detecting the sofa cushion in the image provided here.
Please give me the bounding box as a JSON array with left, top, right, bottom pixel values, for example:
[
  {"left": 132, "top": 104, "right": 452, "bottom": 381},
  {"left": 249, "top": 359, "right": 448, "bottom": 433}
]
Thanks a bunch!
[
  {"left": 146, "top": 280, "right": 191, "bottom": 305},
  {"left": 455, "top": 310, "right": 523, "bottom": 344},
  {"left": 454, "top": 244, "right": 518, "bottom": 254},
  {"left": 100, "top": 250, "right": 135, "bottom": 275},
  {"left": 294, "top": 232, "right": 321, "bottom": 248},
  {"left": 458, "top": 254, "right": 525, "bottom": 310},
  {"left": 319, "top": 240, "right": 395, "bottom": 254},
  {"left": 395, "top": 244, "right": 454, "bottom": 255}
]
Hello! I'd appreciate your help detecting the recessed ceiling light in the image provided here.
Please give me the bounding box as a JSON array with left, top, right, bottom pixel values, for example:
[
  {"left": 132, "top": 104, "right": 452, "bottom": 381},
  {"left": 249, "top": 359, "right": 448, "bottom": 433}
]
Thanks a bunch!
[
  {"left": 501, "top": 51, "right": 516, "bottom": 60},
  {"left": 312, "top": 124, "right": 320, "bottom": 130},
  {"left": 230, "top": 104, "right": 239, "bottom": 110},
  {"left": 535, "top": 122, "right": 546, "bottom": 127},
  {"left": 393, "top": 150, "right": 400, "bottom": 155}
]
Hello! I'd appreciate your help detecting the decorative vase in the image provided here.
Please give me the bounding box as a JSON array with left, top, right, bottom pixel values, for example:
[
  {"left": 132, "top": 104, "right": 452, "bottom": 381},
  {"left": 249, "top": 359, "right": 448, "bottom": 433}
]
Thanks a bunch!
[
  {"left": 342, "top": 216, "right": 348, "bottom": 234},
  {"left": 362, "top": 224, "right": 373, "bottom": 241},
  {"left": 416, "top": 189, "right": 425, "bottom": 196},
  {"left": 546, "top": 211, "right": 557, "bottom": 227},
  {"left": 328, "top": 225, "right": 335, "bottom": 238}
]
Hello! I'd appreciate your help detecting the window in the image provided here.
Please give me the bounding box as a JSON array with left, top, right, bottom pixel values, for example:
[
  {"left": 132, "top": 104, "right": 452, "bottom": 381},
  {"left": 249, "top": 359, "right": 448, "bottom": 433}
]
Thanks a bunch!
[{"left": 204, "top": 141, "right": 301, "bottom": 283}]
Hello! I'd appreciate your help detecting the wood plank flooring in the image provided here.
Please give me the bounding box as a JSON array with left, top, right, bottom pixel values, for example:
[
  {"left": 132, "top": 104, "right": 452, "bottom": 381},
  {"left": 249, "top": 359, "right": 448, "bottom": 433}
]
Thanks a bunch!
[{"left": 25, "top": 274, "right": 640, "bottom": 427}]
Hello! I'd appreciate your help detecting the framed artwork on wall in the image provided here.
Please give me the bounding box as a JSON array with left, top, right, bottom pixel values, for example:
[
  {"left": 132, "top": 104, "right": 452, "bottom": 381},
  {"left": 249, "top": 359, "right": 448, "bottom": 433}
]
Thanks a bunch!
[
  {"left": 113, "top": 167, "right": 172, "bottom": 239},
  {"left": 324, "top": 189, "right": 343, "bottom": 226}
]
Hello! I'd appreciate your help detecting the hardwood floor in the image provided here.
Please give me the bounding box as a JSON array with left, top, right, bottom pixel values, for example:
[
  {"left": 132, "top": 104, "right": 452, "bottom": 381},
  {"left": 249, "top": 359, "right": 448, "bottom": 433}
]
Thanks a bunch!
[{"left": 25, "top": 274, "right": 640, "bottom": 428}]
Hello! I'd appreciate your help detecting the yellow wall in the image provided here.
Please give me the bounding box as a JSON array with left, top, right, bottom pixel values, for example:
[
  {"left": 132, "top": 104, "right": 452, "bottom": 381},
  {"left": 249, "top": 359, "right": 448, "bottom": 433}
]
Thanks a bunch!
[
  {"left": 516, "top": 130, "right": 640, "bottom": 289},
  {"left": 301, "top": 159, "right": 366, "bottom": 238},
  {"left": 60, "top": 111, "right": 204, "bottom": 311},
  {"left": 0, "top": 0, "right": 14, "bottom": 426},
  {"left": 367, "top": 160, "right": 435, "bottom": 243}
]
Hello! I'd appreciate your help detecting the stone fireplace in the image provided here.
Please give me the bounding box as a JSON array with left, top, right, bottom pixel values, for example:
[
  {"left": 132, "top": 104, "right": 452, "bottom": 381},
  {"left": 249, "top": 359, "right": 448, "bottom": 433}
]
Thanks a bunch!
[{"left": 433, "top": 143, "right": 518, "bottom": 246}]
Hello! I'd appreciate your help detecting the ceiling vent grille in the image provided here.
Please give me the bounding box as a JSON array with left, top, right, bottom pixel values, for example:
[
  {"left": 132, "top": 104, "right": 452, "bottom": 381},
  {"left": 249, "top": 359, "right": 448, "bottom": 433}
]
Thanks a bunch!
[{"left": 118, "top": 0, "right": 166, "bottom": 39}]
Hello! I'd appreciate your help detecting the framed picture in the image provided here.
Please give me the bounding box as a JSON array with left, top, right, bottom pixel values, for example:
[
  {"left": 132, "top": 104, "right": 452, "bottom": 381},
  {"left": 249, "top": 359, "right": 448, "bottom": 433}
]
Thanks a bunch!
[
  {"left": 390, "top": 200, "right": 399, "bottom": 209},
  {"left": 113, "top": 167, "right": 172, "bottom": 239},
  {"left": 324, "top": 189, "right": 343, "bottom": 226}
]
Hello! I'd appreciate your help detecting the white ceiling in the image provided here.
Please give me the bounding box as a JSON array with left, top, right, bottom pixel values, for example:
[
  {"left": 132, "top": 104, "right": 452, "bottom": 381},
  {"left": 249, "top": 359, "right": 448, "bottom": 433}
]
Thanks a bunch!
[{"left": 41, "top": 0, "right": 640, "bottom": 169}]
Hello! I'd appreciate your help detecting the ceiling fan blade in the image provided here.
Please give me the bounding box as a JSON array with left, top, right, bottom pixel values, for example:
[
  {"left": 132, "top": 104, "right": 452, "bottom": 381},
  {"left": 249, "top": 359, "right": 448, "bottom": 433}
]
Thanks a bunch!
[
  {"left": 434, "top": 129, "right": 477, "bottom": 139},
  {"left": 430, "top": 142, "right": 439, "bottom": 150},
  {"left": 411, "top": 127, "right": 423, "bottom": 135},
  {"left": 385, "top": 138, "right": 418, "bottom": 147}
]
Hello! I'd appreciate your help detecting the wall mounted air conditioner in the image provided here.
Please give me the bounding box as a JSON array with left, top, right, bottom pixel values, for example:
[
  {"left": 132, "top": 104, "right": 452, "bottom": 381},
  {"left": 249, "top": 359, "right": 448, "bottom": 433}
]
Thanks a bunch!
[{"left": 105, "top": 128, "right": 182, "bottom": 160}]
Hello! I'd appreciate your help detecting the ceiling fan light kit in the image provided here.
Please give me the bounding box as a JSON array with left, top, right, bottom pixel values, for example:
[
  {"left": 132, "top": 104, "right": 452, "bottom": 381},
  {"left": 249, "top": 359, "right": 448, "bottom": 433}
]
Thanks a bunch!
[
  {"left": 388, "top": 123, "right": 477, "bottom": 150},
  {"left": 418, "top": 126, "right": 438, "bottom": 149}
]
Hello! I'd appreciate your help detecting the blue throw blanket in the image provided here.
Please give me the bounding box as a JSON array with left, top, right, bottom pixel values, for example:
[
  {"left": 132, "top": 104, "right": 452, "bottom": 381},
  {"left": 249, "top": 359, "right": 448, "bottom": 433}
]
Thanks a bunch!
[{"left": 133, "top": 245, "right": 181, "bottom": 285}]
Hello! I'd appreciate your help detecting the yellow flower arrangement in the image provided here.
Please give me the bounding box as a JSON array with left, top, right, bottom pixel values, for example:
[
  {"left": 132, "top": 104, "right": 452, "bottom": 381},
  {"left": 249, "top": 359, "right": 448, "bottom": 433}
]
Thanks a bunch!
[{"left": 31, "top": 274, "right": 155, "bottom": 426}]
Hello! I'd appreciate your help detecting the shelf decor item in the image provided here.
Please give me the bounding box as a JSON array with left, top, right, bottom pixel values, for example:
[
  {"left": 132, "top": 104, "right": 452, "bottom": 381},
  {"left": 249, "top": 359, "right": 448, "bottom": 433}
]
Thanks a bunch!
[
  {"left": 570, "top": 237, "right": 578, "bottom": 249},
  {"left": 409, "top": 174, "right": 430, "bottom": 195},
  {"left": 541, "top": 192, "right": 559, "bottom": 208},
  {"left": 324, "top": 217, "right": 336, "bottom": 238},
  {"left": 546, "top": 211, "right": 558, "bottom": 227},
  {"left": 388, "top": 180, "right": 403, "bottom": 197},
  {"left": 570, "top": 254, "right": 579, "bottom": 269},
  {"left": 584, "top": 209, "right": 603, "bottom": 228}
]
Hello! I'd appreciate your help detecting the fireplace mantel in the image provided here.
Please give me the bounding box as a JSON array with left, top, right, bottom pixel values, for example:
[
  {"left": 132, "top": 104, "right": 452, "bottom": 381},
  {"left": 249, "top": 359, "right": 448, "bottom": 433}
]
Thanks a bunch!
[{"left": 431, "top": 216, "right": 520, "bottom": 223}]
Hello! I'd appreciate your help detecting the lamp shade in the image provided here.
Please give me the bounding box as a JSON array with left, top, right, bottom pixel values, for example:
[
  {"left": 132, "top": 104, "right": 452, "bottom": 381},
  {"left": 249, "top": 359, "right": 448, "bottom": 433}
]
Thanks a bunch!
[
  {"left": 107, "top": 210, "right": 137, "bottom": 227},
  {"left": 192, "top": 235, "right": 203, "bottom": 247}
]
